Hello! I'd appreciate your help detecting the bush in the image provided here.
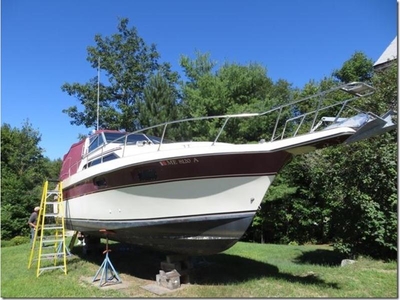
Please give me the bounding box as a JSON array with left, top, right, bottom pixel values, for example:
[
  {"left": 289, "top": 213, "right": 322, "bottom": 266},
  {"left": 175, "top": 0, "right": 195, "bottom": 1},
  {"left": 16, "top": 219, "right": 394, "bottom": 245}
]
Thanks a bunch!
[{"left": 1, "top": 236, "right": 30, "bottom": 247}]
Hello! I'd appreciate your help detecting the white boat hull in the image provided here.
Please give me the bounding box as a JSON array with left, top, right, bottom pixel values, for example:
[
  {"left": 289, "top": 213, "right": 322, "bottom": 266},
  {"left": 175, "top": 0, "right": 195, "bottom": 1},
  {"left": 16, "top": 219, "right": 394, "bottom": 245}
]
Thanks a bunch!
[
  {"left": 61, "top": 127, "right": 357, "bottom": 255},
  {"left": 64, "top": 175, "right": 274, "bottom": 255}
]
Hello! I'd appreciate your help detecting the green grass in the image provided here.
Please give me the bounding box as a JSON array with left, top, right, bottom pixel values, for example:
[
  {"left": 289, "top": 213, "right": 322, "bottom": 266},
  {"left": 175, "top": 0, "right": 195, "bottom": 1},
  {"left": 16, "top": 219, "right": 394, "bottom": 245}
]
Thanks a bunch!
[{"left": 1, "top": 240, "right": 397, "bottom": 298}]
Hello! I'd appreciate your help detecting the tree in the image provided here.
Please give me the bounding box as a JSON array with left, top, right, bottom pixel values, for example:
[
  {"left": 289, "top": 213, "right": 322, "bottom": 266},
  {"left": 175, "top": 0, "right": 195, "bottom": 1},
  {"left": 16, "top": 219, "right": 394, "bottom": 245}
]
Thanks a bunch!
[
  {"left": 137, "top": 73, "right": 181, "bottom": 137},
  {"left": 247, "top": 171, "right": 299, "bottom": 244},
  {"left": 180, "top": 51, "right": 216, "bottom": 87},
  {"left": 1, "top": 121, "right": 51, "bottom": 239},
  {"left": 327, "top": 61, "right": 398, "bottom": 258},
  {"left": 332, "top": 51, "right": 374, "bottom": 83},
  {"left": 61, "top": 18, "right": 180, "bottom": 132},
  {"left": 298, "top": 62, "right": 396, "bottom": 258},
  {"left": 248, "top": 54, "right": 397, "bottom": 260},
  {"left": 179, "top": 52, "right": 293, "bottom": 143},
  {"left": 328, "top": 137, "right": 397, "bottom": 258}
]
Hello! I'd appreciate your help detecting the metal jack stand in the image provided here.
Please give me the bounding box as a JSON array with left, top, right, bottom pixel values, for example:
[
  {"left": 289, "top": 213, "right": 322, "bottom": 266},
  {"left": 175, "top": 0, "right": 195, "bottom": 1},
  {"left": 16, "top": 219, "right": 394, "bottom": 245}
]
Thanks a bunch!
[
  {"left": 92, "top": 229, "right": 122, "bottom": 287},
  {"left": 57, "top": 241, "right": 72, "bottom": 257}
]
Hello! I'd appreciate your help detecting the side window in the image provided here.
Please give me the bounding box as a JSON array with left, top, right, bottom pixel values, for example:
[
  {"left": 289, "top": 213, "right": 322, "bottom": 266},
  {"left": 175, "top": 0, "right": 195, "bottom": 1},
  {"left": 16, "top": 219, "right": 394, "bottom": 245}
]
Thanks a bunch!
[
  {"left": 89, "top": 136, "right": 99, "bottom": 152},
  {"left": 89, "top": 158, "right": 101, "bottom": 167},
  {"left": 88, "top": 134, "right": 105, "bottom": 153},
  {"left": 86, "top": 154, "right": 119, "bottom": 169},
  {"left": 103, "top": 153, "right": 118, "bottom": 162}
]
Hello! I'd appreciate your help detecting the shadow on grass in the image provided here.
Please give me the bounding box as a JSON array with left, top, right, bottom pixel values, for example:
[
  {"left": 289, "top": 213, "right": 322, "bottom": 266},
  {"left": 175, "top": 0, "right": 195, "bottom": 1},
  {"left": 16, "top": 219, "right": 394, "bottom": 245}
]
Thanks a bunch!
[
  {"left": 70, "top": 243, "right": 163, "bottom": 280},
  {"left": 70, "top": 243, "right": 339, "bottom": 289},
  {"left": 190, "top": 253, "right": 339, "bottom": 289},
  {"left": 294, "top": 249, "right": 346, "bottom": 267}
]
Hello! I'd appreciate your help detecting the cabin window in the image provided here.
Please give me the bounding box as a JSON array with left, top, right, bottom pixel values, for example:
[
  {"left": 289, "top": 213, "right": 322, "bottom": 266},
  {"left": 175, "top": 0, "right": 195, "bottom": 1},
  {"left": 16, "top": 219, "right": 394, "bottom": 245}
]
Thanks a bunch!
[
  {"left": 89, "top": 158, "right": 102, "bottom": 167},
  {"left": 104, "top": 132, "right": 127, "bottom": 143},
  {"left": 84, "top": 153, "right": 119, "bottom": 169},
  {"left": 102, "top": 153, "right": 118, "bottom": 162},
  {"left": 104, "top": 132, "right": 150, "bottom": 144},
  {"left": 88, "top": 134, "right": 105, "bottom": 153}
]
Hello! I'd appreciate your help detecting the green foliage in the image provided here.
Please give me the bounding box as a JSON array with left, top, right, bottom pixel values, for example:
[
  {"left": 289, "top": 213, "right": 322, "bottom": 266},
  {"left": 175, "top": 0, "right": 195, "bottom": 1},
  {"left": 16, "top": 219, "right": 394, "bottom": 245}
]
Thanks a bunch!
[
  {"left": 1, "top": 121, "right": 61, "bottom": 240},
  {"left": 328, "top": 136, "right": 397, "bottom": 259},
  {"left": 179, "top": 52, "right": 293, "bottom": 143},
  {"left": 44, "top": 158, "right": 63, "bottom": 180},
  {"left": 247, "top": 54, "right": 397, "bottom": 260},
  {"left": 332, "top": 51, "right": 374, "bottom": 83},
  {"left": 299, "top": 134, "right": 397, "bottom": 259},
  {"left": 138, "top": 72, "right": 181, "bottom": 138},
  {"left": 10, "top": 236, "right": 30, "bottom": 246},
  {"left": 1, "top": 121, "right": 45, "bottom": 239},
  {"left": 370, "top": 61, "right": 398, "bottom": 114},
  {"left": 61, "top": 18, "right": 180, "bottom": 131},
  {"left": 250, "top": 159, "right": 330, "bottom": 245},
  {"left": 180, "top": 51, "right": 216, "bottom": 85},
  {"left": 319, "top": 62, "right": 397, "bottom": 259}
]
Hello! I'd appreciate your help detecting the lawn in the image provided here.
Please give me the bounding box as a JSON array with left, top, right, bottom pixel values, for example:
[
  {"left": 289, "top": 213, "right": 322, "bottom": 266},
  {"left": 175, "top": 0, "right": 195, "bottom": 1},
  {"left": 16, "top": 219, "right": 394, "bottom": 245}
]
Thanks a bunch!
[{"left": 1, "top": 240, "right": 397, "bottom": 298}]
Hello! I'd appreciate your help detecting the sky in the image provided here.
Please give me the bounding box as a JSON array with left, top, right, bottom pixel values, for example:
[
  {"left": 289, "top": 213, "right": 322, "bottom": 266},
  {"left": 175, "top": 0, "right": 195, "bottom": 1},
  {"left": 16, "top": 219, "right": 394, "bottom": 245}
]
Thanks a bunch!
[{"left": 2, "top": 0, "right": 398, "bottom": 160}]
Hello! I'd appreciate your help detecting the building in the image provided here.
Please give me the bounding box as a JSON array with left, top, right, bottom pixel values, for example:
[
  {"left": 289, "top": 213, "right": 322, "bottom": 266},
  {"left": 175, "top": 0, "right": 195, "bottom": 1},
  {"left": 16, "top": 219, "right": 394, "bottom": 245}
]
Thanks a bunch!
[{"left": 373, "top": 36, "right": 397, "bottom": 71}]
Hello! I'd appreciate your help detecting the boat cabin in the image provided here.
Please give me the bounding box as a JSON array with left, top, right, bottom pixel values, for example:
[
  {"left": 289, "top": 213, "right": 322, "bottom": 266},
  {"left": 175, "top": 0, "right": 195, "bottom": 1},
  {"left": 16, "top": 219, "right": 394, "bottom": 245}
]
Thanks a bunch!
[{"left": 60, "top": 130, "right": 162, "bottom": 180}]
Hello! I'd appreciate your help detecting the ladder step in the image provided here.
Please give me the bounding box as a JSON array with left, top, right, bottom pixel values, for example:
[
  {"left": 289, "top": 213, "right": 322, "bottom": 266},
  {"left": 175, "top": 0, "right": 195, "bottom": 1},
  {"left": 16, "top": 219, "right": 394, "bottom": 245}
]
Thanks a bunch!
[
  {"left": 44, "top": 213, "right": 61, "bottom": 217},
  {"left": 42, "top": 234, "right": 65, "bottom": 238},
  {"left": 32, "top": 254, "right": 72, "bottom": 262},
  {"left": 42, "top": 225, "right": 64, "bottom": 230},
  {"left": 40, "top": 253, "right": 66, "bottom": 258},
  {"left": 47, "top": 189, "right": 60, "bottom": 193},
  {"left": 39, "top": 266, "right": 66, "bottom": 271},
  {"left": 42, "top": 239, "right": 64, "bottom": 244}
]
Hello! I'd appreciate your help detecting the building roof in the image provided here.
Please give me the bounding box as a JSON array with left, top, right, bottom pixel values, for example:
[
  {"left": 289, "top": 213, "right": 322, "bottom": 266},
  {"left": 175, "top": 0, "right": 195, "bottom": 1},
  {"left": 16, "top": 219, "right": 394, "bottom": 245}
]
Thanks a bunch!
[{"left": 373, "top": 36, "right": 397, "bottom": 67}]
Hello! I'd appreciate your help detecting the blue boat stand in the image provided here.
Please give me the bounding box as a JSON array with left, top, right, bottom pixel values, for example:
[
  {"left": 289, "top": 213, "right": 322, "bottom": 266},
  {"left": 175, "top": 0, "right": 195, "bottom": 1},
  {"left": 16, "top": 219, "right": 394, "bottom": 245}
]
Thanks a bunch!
[{"left": 92, "top": 230, "right": 122, "bottom": 287}]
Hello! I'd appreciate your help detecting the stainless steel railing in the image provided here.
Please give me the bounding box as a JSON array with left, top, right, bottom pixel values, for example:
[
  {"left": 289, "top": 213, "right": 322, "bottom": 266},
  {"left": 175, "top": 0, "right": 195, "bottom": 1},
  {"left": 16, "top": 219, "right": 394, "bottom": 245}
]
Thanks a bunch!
[{"left": 62, "top": 82, "right": 375, "bottom": 178}]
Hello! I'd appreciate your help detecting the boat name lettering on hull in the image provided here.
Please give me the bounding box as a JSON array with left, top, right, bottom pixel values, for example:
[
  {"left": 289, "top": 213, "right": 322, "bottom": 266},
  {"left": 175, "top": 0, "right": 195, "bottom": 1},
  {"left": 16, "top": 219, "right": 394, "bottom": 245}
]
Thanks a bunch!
[{"left": 160, "top": 158, "right": 199, "bottom": 166}]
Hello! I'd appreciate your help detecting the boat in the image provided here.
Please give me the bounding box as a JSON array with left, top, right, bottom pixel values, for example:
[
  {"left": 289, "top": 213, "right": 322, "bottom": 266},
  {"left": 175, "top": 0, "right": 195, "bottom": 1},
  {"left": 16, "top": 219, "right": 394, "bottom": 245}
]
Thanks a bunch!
[{"left": 59, "top": 81, "right": 396, "bottom": 255}]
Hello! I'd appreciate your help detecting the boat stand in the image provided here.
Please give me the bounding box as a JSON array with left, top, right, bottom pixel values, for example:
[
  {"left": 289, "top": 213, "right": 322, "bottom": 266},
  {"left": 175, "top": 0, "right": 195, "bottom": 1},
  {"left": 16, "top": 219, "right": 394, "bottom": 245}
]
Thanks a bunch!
[
  {"left": 56, "top": 241, "right": 72, "bottom": 257},
  {"left": 92, "top": 230, "right": 122, "bottom": 287}
]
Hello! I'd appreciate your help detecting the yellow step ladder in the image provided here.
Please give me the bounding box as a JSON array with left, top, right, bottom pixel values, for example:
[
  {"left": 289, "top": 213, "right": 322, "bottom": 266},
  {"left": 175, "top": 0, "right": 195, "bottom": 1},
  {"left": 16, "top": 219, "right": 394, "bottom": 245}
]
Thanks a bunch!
[{"left": 28, "top": 180, "right": 69, "bottom": 277}]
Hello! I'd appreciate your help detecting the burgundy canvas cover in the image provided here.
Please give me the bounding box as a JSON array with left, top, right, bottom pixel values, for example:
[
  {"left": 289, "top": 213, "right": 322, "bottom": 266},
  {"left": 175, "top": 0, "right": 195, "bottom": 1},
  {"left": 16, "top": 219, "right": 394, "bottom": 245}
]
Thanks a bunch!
[{"left": 59, "top": 139, "right": 85, "bottom": 180}]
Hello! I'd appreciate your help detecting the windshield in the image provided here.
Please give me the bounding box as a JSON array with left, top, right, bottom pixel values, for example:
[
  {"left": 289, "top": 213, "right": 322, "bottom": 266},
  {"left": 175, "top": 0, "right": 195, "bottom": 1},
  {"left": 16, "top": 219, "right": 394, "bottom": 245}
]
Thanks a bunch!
[
  {"left": 104, "top": 132, "right": 153, "bottom": 144},
  {"left": 89, "top": 134, "right": 105, "bottom": 152}
]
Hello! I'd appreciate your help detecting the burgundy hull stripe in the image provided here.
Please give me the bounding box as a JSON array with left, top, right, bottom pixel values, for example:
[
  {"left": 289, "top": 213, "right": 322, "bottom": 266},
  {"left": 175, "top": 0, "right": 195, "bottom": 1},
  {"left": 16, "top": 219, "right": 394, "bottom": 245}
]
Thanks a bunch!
[
  {"left": 62, "top": 133, "right": 351, "bottom": 200},
  {"left": 63, "top": 151, "right": 292, "bottom": 200}
]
